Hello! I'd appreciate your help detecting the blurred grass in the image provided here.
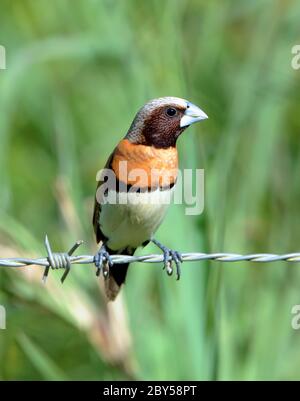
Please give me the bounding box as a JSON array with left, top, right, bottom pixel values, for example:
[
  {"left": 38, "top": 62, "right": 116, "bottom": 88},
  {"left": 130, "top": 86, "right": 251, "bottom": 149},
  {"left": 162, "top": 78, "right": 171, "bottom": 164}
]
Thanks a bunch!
[{"left": 0, "top": 0, "right": 300, "bottom": 380}]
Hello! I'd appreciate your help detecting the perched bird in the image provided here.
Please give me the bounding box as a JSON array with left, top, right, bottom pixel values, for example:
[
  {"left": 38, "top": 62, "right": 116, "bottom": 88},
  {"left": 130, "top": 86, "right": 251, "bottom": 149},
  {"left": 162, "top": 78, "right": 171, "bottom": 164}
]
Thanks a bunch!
[{"left": 93, "top": 97, "right": 208, "bottom": 300}]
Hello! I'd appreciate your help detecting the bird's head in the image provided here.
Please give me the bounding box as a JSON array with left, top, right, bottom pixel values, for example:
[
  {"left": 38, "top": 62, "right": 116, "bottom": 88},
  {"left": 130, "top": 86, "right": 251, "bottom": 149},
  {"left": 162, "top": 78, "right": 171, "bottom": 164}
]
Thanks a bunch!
[{"left": 126, "top": 97, "right": 208, "bottom": 148}]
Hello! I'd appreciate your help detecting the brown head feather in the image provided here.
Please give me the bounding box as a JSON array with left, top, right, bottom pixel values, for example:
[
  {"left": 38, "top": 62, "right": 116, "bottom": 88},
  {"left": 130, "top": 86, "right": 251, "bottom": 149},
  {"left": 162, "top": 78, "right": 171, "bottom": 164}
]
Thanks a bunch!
[{"left": 126, "top": 97, "right": 189, "bottom": 148}]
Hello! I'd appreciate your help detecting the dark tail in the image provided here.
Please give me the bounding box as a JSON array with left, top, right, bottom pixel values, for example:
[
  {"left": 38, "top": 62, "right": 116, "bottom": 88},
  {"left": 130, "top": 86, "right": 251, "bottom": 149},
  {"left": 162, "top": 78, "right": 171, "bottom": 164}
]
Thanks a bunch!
[{"left": 105, "top": 247, "right": 135, "bottom": 301}]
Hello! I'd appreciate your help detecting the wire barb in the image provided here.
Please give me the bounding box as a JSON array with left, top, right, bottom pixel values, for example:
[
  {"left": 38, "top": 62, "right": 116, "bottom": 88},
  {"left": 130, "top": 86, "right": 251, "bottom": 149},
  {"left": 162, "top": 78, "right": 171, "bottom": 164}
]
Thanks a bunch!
[
  {"left": 0, "top": 237, "right": 300, "bottom": 284},
  {"left": 43, "top": 236, "right": 83, "bottom": 283}
]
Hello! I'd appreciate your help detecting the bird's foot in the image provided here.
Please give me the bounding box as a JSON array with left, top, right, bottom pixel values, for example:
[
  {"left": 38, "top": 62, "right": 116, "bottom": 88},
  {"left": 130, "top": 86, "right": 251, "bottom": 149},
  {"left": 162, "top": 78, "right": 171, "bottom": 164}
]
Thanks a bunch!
[
  {"left": 94, "top": 245, "right": 113, "bottom": 279},
  {"left": 151, "top": 238, "right": 182, "bottom": 280}
]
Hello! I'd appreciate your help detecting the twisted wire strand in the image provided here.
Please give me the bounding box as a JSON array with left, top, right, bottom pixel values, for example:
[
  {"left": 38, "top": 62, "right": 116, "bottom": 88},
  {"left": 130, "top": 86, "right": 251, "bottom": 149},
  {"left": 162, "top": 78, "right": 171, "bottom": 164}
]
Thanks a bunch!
[{"left": 0, "top": 236, "right": 300, "bottom": 282}]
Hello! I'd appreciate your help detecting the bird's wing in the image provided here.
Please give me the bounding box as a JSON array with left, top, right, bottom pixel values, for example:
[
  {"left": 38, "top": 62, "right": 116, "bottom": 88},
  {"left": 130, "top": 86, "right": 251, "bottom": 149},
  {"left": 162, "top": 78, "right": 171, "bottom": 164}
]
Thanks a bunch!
[{"left": 93, "top": 151, "right": 114, "bottom": 244}]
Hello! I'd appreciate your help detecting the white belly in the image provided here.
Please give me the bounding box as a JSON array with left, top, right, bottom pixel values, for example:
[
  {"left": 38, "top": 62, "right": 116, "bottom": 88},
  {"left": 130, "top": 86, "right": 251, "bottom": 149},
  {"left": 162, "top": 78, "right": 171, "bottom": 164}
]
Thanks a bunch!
[{"left": 99, "top": 188, "right": 174, "bottom": 250}]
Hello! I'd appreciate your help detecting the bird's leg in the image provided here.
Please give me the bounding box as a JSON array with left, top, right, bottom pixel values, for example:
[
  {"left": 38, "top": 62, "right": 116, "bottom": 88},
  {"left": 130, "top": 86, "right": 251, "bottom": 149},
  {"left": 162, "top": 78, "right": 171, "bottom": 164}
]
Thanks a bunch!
[
  {"left": 94, "top": 244, "right": 113, "bottom": 279},
  {"left": 151, "top": 238, "right": 182, "bottom": 280}
]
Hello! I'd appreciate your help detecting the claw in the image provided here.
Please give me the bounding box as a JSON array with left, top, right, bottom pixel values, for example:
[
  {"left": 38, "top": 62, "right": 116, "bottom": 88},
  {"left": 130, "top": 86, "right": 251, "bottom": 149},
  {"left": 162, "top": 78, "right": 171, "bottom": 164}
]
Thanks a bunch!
[
  {"left": 94, "top": 246, "right": 113, "bottom": 278},
  {"left": 103, "top": 262, "right": 110, "bottom": 279},
  {"left": 166, "top": 259, "right": 173, "bottom": 276},
  {"left": 94, "top": 252, "right": 103, "bottom": 276},
  {"left": 151, "top": 239, "right": 182, "bottom": 280},
  {"left": 162, "top": 250, "right": 168, "bottom": 270},
  {"left": 171, "top": 250, "right": 182, "bottom": 280}
]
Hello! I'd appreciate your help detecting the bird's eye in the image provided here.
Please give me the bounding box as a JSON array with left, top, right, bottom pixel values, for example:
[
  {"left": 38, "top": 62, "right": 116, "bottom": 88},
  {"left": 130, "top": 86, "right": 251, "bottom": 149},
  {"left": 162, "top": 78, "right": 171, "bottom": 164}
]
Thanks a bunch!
[{"left": 166, "top": 107, "right": 177, "bottom": 117}]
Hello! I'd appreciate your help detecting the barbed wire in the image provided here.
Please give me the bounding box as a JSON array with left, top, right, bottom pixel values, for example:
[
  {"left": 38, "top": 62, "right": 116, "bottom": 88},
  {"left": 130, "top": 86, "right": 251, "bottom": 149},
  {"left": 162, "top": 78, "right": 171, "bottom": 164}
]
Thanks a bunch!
[{"left": 0, "top": 236, "right": 300, "bottom": 283}]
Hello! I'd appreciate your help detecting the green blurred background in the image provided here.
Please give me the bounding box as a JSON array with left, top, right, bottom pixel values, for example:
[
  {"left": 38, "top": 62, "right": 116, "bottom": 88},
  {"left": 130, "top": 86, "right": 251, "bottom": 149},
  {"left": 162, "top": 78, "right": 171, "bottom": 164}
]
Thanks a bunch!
[{"left": 0, "top": 0, "right": 300, "bottom": 380}]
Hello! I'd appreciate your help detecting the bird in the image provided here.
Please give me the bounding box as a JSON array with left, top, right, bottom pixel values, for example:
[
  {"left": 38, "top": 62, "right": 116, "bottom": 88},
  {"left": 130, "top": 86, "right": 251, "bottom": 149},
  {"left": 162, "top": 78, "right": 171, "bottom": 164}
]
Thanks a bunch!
[{"left": 93, "top": 97, "right": 208, "bottom": 300}]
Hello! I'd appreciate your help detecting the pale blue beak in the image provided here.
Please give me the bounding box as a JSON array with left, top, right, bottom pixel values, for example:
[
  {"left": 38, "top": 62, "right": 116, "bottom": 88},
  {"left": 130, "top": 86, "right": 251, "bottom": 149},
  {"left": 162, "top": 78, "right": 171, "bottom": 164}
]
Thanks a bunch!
[{"left": 180, "top": 102, "right": 208, "bottom": 128}]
